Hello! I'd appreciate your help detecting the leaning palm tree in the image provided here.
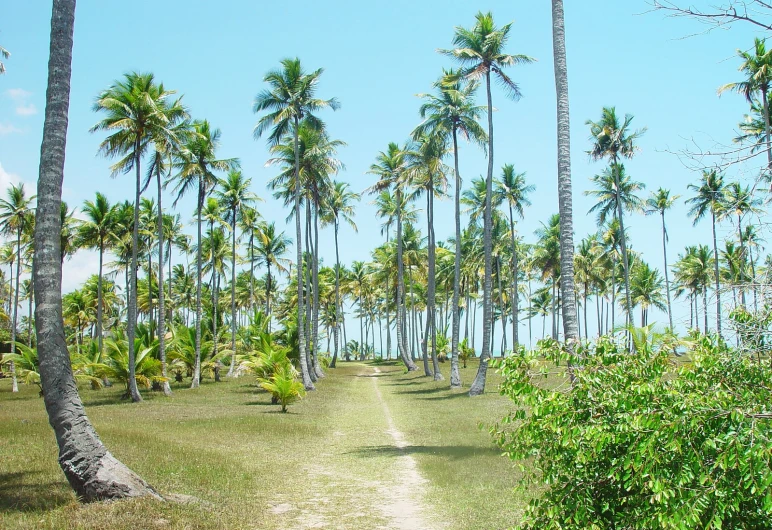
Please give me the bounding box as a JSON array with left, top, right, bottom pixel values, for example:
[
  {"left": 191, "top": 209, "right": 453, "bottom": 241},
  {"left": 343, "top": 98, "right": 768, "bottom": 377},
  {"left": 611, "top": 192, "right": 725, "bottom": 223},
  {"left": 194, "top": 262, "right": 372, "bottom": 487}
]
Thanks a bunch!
[
  {"left": 644, "top": 188, "right": 680, "bottom": 330},
  {"left": 586, "top": 108, "right": 646, "bottom": 327},
  {"left": 217, "top": 170, "right": 258, "bottom": 376},
  {"left": 170, "top": 119, "right": 239, "bottom": 389},
  {"left": 0, "top": 183, "right": 35, "bottom": 393},
  {"left": 686, "top": 169, "right": 726, "bottom": 329},
  {"left": 413, "top": 69, "right": 486, "bottom": 387},
  {"left": 91, "top": 72, "right": 182, "bottom": 402},
  {"left": 76, "top": 192, "right": 117, "bottom": 357},
  {"left": 551, "top": 0, "right": 580, "bottom": 354},
  {"left": 322, "top": 181, "right": 359, "bottom": 369},
  {"left": 494, "top": 164, "right": 534, "bottom": 353},
  {"left": 253, "top": 57, "right": 339, "bottom": 391},
  {"left": 441, "top": 11, "right": 534, "bottom": 395},
  {"left": 719, "top": 37, "right": 772, "bottom": 171},
  {"left": 34, "top": 0, "right": 159, "bottom": 500},
  {"left": 367, "top": 143, "right": 418, "bottom": 371}
]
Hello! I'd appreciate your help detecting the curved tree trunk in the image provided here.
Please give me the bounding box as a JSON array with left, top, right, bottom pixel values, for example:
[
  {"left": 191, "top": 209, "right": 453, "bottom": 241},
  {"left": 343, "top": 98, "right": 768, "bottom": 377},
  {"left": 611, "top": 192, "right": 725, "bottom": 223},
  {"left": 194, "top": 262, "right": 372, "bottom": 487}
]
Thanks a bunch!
[
  {"left": 552, "top": 0, "right": 579, "bottom": 366},
  {"left": 469, "top": 70, "right": 495, "bottom": 397},
  {"left": 304, "top": 202, "right": 316, "bottom": 383},
  {"left": 35, "top": 0, "right": 160, "bottom": 500},
  {"left": 191, "top": 180, "right": 203, "bottom": 389},
  {"left": 294, "top": 117, "right": 313, "bottom": 390},
  {"left": 157, "top": 171, "right": 171, "bottom": 395},
  {"left": 450, "top": 128, "right": 462, "bottom": 388},
  {"left": 312, "top": 202, "right": 323, "bottom": 378}
]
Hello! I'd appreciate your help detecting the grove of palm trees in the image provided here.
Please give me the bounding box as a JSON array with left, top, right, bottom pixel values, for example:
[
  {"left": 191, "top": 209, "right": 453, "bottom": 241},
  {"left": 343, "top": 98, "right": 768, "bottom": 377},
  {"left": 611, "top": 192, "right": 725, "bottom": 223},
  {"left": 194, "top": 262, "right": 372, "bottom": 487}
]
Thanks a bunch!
[{"left": 3, "top": 1, "right": 772, "bottom": 529}]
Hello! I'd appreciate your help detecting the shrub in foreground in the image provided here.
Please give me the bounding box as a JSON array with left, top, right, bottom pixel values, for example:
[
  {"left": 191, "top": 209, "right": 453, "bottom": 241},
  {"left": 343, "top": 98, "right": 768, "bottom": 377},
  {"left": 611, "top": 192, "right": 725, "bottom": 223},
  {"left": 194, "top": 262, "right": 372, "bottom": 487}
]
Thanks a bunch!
[{"left": 494, "top": 329, "right": 772, "bottom": 529}]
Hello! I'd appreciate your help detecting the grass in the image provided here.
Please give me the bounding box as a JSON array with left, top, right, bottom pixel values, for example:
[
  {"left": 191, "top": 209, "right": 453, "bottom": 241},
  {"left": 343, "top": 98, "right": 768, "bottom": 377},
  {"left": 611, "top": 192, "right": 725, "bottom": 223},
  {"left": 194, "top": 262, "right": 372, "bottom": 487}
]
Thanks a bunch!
[{"left": 0, "top": 358, "right": 525, "bottom": 529}]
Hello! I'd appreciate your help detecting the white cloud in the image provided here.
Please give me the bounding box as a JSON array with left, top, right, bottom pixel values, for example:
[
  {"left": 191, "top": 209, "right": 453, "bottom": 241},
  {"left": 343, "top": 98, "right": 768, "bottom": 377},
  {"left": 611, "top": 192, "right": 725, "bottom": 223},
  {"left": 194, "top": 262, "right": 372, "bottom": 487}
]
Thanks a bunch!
[
  {"left": 0, "top": 122, "right": 21, "bottom": 135},
  {"left": 15, "top": 103, "right": 36, "bottom": 116},
  {"left": 6, "top": 88, "right": 31, "bottom": 101},
  {"left": 0, "top": 162, "right": 21, "bottom": 190},
  {"left": 62, "top": 249, "right": 101, "bottom": 294}
]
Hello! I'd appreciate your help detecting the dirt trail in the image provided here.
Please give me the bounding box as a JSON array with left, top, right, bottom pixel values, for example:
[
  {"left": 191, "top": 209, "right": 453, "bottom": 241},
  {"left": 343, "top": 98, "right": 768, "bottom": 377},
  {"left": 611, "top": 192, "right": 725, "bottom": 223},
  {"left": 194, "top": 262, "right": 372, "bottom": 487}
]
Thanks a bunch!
[{"left": 369, "top": 366, "right": 440, "bottom": 530}]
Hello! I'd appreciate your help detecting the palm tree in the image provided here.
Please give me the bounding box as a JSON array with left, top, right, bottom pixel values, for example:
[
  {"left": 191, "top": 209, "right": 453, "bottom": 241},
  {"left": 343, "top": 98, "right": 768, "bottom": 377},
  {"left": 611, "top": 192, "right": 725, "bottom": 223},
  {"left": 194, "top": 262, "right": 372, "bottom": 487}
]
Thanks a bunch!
[
  {"left": 719, "top": 38, "right": 772, "bottom": 171},
  {"left": 253, "top": 57, "right": 339, "bottom": 391},
  {"left": 91, "top": 72, "right": 182, "bottom": 402},
  {"left": 0, "top": 43, "right": 9, "bottom": 74},
  {"left": 238, "top": 206, "right": 261, "bottom": 312},
  {"left": 551, "top": 0, "right": 579, "bottom": 353},
  {"left": 644, "top": 188, "right": 680, "bottom": 330},
  {"left": 586, "top": 107, "right": 646, "bottom": 327},
  {"left": 217, "top": 170, "right": 258, "bottom": 376},
  {"left": 170, "top": 119, "right": 239, "bottom": 389},
  {"left": 367, "top": 143, "right": 418, "bottom": 371},
  {"left": 413, "top": 69, "right": 487, "bottom": 388},
  {"left": 686, "top": 169, "right": 725, "bottom": 329},
  {"left": 630, "top": 261, "right": 666, "bottom": 326},
  {"left": 673, "top": 245, "right": 714, "bottom": 332},
  {"left": 34, "top": 0, "right": 158, "bottom": 499},
  {"left": 722, "top": 181, "right": 762, "bottom": 307},
  {"left": 441, "top": 11, "right": 534, "bottom": 395},
  {"left": 494, "top": 164, "right": 534, "bottom": 352},
  {"left": 322, "top": 181, "right": 359, "bottom": 369},
  {"left": 0, "top": 183, "right": 35, "bottom": 393},
  {"left": 254, "top": 221, "right": 290, "bottom": 323},
  {"left": 76, "top": 192, "right": 116, "bottom": 357}
]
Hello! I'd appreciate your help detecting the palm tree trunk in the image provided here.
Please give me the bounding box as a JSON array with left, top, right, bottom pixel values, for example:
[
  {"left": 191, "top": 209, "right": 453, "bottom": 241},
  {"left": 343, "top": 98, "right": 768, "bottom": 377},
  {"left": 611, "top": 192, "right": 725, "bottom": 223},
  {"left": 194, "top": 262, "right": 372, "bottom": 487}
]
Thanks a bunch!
[
  {"left": 312, "top": 202, "right": 323, "bottom": 379},
  {"left": 8, "top": 229, "right": 20, "bottom": 392},
  {"left": 395, "top": 190, "right": 417, "bottom": 370},
  {"left": 227, "top": 211, "right": 237, "bottom": 378},
  {"left": 508, "top": 206, "right": 519, "bottom": 354},
  {"left": 156, "top": 171, "right": 171, "bottom": 395},
  {"left": 294, "top": 117, "right": 313, "bottom": 390},
  {"left": 97, "top": 238, "right": 104, "bottom": 356},
  {"left": 34, "top": 0, "right": 160, "bottom": 499},
  {"left": 330, "top": 222, "right": 341, "bottom": 369},
  {"left": 612, "top": 163, "right": 634, "bottom": 328},
  {"left": 304, "top": 202, "right": 315, "bottom": 382},
  {"left": 469, "top": 69, "right": 495, "bottom": 397},
  {"left": 737, "top": 214, "right": 747, "bottom": 307},
  {"left": 703, "top": 286, "right": 709, "bottom": 333},
  {"left": 450, "top": 128, "right": 462, "bottom": 387},
  {"left": 763, "top": 88, "right": 772, "bottom": 172},
  {"left": 551, "top": 280, "right": 558, "bottom": 340},
  {"left": 249, "top": 233, "right": 255, "bottom": 312},
  {"left": 661, "top": 212, "right": 674, "bottom": 331},
  {"left": 385, "top": 226, "right": 391, "bottom": 361},
  {"left": 125, "top": 143, "right": 143, "bottom": 402},
  {"left": 191, "top": 180, "right": 203, "bottom": 389},
  {"left": 711, "top": 212, "right": 721, "bottom": 333}
]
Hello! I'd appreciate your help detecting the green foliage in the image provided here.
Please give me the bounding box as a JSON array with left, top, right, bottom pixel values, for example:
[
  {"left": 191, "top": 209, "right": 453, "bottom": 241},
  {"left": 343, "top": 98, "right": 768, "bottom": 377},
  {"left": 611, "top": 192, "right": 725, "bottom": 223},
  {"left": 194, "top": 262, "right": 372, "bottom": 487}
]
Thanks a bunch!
[
  {"left": 239, "top": 332, "right": 290, "bottom": 381},
  {"left": 730, "top": 306, "right": 772, "bottom": 361},
  {"left": 94, "top": 329, "right": 167, "bottom": 396},
  {"left": 259, "top": 363, "right": 306, "bottom": 413},
  {"left": 0, "top": 343, "right": 40, "bottom": 387},
  {"left": 458, "top": 338, "right": 475, "bottom": 368},
  {"left": 494, "top": 329, "right": 772, "bottom": 529}
]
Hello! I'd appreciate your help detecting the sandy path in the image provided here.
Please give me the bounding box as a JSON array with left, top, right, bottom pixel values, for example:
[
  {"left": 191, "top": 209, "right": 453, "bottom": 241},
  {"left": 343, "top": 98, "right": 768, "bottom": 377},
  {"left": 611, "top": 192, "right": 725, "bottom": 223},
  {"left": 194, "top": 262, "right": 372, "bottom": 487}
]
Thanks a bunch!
[{"left": 370, "top": 366, "right": 440, "bottom": 530}]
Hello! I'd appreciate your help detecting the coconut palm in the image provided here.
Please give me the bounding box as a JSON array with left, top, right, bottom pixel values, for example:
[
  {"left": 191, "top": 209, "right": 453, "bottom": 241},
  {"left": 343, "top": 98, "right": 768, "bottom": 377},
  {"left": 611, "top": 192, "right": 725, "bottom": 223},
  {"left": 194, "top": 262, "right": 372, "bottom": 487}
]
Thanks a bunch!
[
  {"left": 238, "top": 205, "right": 261, "bottom": 312},
  {"left": 322, "top": 181, "right": 359, "bottom": 369},
  {"left": 91, "top": 72, "right": 183, "bottom": 402},
  {"left": 494, "top": 164, "right": 534, "bottom": 352},
  {"left": 586, "top": 107, "right": 646, "bottom": 327},
  {"left": 253, "top": 57, "right": 339, "bottom": 391},
  {"left": 722, "top": 181, "right": 762, "bottom": 307},
  {"left": 644, "top": 188, "right": 680, "bottom": 330},
  {"left": 76, "top": 192, "right": 116, "bottom": 357},
  {"left": 254, "top": 221, "right": 290, "bottom": 323},
  {"left": 217, "top": 170, "right": 258, "bottom": 376},
  {"left": 630, "top": 261, "right": 666, "bottom": 327},
  {"left": 719, "top": 38, "right": 772, "bottom": 171},
  {"left": 686, "top": 169, "right": 726, "bottom": 330},
  {"left": 673, "top": 245, "right": 714, "bottom": 333},
  {"left": 367, "top": 143, "right": 418, "bottom": 371},
  {"left": 442, "top": 11, "right": 534, "bottom": 396},
  {"left": 0, "top": 183, "right": 35, "bottom": 393},
  {"left": 170, "top": 119, "right": 239, "bottom": 389},
  {"left": 413, "top": 69, "right": 487, "bottom": 387},
  {"left": 34, "top": 0, "right": 158, "bottom": 499}
]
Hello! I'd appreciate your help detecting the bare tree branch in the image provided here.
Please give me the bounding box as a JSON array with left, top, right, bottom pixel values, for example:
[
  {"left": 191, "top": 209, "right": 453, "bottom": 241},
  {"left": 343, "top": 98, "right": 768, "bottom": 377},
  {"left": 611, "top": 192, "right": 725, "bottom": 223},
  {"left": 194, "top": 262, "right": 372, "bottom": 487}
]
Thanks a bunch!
[{"left": 649, "top": 0, "right": 772, "bottom": 32}]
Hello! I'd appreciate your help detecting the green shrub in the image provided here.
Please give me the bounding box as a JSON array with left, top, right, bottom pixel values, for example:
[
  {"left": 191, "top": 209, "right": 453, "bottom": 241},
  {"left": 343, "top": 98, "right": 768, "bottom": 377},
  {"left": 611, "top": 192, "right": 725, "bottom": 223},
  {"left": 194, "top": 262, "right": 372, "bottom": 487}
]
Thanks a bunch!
[
  {"left": 259, "top": 363, "right": 305, "bottom": 413},
  {"left": 494, "top": 328, "right": 772, "bottom": 529}
]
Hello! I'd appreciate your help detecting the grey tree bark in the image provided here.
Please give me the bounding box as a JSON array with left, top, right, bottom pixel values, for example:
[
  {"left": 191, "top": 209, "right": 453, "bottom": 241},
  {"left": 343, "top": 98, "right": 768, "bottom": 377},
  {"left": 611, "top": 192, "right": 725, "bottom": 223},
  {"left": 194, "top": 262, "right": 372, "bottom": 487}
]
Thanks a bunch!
[
  {"left": 427, "top": 181, "right": 443, "bottom": 380},
  {"left": 450, "top": 128, "right": 462, "bottom": 388},
  {"left": 294, "top": 117, "right": 314, "bottom": 390},
  {"left": 35, "top": 0, "right": 161, "bottom": 500},
  {"left": 228, "top": 205, "right": 237, "bottom": 377},
  {"left": 126, "top": 144, "right": 142, "bottom": 402},
  {"left": 711, "top": 213, "right": 721, "bottom": 334},
  {"left": 552, "top": 0, "right": 580, "bottom": 356},
  {"left": 329, "top": 221, "right": 341, "bottom": 368},
  {"left": 661, "top": 211, "right": 674, "bottom": 331},
  {"left": 156, "top": 171, "right": 171, "bottom": 395},
  {"left": 10, "top": 225, "right": 21, "bottom": 392},
  {"left": 191, "top": 179, "right": 203, "bottom": 389},
  {"left": 395, "top": 189, "right": 417, "bottom": 371}
]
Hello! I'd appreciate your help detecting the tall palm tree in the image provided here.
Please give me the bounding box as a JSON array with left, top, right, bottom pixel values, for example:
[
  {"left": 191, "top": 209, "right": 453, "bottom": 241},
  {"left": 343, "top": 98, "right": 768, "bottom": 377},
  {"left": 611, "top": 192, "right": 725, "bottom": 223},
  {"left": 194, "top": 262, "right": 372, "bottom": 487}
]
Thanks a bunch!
[
  {"left": 719, "top": 38, "right": 772, "bottom": 171},
  {"left": 630, "top": 261, "right": 666, "bottom": 327},
  {"left": 238, "top": 205, "right": 261, "bottom": 312},
  {"left": 644, "top": 188, "right": 679, "bottom": 330},
  {"left": 76, "top": 192, "right": 116, "bottom": 357},
  {"left": 170, "top": 119, "right": 239, "bottom": 389},
  {"left": 367, "top": 143, "right": 418, "bottom": 371},
  {"left": 551, "top": 0, "right": 579, "bottom": 353},
  {"left": 442, "top": 11, "right": 534, "bottom": 395},
  {"left": 253, "top": 57, "right": 339, "bottom": 391},
  {"left": 413, "top": 69, "right": 487, "bottom": 387},
  {"left": 0, "top": 183, "right": 35, "bottom": 393},
  {"left": 686, "top": 169, "right": 726, "bottom": 329},
  {"left": 586, "top": 108, "right": 646, "bottom": 327},
  {"left": 722, "top": 181, "right": 762, "bottom": 307},
  {"left": 322, "top": 181, "right": 359, "bottom": 369},
  {"left": 494, "top": 164, "right": 534, "bottom": 352},
  {"left": 34, "top": 0, "right": 158, "bottom": 499},
  {"left": 254, "top": 221, "right": 290, "bottom": 323},
  {"left": 673, "top": 245, "right": 714, "bottom": 333},
  {"left": 217, "top": 170, "right": 258, "bottom": 376},
  {"left": 91, "top": 72, "right": 182, "bottom": 402}
]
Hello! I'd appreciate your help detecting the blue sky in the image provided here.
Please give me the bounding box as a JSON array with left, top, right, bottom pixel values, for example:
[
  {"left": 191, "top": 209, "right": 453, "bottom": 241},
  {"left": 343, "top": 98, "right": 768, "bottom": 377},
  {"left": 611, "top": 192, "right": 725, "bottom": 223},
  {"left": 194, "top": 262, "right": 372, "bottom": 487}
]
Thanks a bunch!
[{"left": 0, "top": 1, "right": 764, "bottom": 345}]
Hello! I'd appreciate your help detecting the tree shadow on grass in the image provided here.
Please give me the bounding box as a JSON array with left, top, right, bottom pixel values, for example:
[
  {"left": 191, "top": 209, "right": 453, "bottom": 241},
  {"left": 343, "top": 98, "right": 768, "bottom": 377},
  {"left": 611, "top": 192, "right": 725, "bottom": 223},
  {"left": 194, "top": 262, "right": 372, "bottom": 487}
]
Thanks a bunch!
[
  {"left": 347, "top": 444, "right": 500, "bottom": 461},
  {"left": 244, "top": 400, "right": 273, "bottom": 406},
  {"left": 0, "top": 471, "right": 73, "bottom": 513}
]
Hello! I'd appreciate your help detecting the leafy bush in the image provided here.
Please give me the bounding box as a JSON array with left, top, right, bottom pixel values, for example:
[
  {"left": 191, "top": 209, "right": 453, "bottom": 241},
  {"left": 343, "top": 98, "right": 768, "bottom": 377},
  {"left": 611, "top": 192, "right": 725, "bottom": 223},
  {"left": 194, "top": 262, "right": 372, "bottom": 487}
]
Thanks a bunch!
[
  {"left": 494, "top": 328, "right": 772, "bottom": 529},
  {"left": 458, "top": 338, "right": 475, "bottom": 368},
  {"left": 259, "top": 363, "right": 305, "bottom": 413},
  {"left": 94, "top": 329, "right": 167, "bottom": 397}
]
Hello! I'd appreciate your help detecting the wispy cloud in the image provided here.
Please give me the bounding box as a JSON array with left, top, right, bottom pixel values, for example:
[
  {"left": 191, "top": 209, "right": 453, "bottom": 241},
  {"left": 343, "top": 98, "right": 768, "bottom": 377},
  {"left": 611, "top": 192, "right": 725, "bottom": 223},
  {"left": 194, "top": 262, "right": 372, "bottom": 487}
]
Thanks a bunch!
[
  {"left": 0, "top": 162, "right": 22, "bottom": 189},
  {"left": 6, "top": 88, "right": 31, "bottom": 101},
  {"left": 0, "top": 122, "right": 21, "bottom": 135},
  {"left": 15, "top": 103, "right": 37, "bottom": 116},
  {"left": 5, "top": 88, "right": 37, "bottom": 116}
]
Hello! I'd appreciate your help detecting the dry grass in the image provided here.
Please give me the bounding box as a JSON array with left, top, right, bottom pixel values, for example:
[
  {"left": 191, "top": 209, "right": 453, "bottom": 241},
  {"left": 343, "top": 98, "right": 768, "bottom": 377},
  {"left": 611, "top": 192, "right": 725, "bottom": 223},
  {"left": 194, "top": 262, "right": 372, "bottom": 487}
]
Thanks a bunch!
[{"left": 0, "top": 358, "right": 524, "bottom": 529}]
